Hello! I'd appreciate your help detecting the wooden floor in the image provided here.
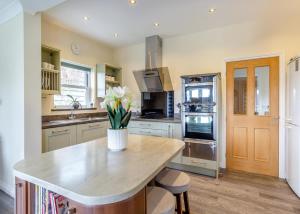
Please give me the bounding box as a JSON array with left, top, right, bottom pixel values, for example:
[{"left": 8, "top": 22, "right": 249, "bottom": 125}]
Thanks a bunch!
[
  {"left": 0, "top": 190, "right": 13, "bottom": 214},
  {"left": 188, "top": 171, "right": 300, "bottom": 214},
  {"left": 0, "top": 171, "right": 299, "bottom": 214}
]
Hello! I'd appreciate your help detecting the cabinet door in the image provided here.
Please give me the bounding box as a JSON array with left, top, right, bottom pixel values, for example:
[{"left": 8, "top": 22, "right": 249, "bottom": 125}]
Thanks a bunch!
[
  {"left": 42, "top": 126, "right": 77, "bottom": 152},
  {"left": 96, "top": 64, "right": 105, "bottom": 98},
  {"left": 171, "top": 123, "right": 182, "bottom": 139},
  {"left": 76, "top": 122, "right": 107, "bottom": 144},
  {"left": 171, "top": 123, "right": 183, "bottom": 164}
]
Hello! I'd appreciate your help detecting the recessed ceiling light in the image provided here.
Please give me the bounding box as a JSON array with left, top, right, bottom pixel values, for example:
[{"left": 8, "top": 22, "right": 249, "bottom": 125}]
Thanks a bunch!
[
  {"left": 209, "top": 8, "right": 216, "bottom": 13},
  {"left": 114, "top": 33, "right": 119, "bottom": 38},
  {"left": 154, "top": 22, "right": 159, "bottom": 27},
  {"left": 129, "top": 0, "right": 136, "bottom": 4},
  {"left": 83, "top": 16, "right": 89, "bottom": 21}
]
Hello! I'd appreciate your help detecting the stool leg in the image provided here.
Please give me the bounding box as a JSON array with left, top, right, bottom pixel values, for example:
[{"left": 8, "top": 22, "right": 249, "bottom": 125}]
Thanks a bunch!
[
  {"left": 175, "top": 194, "right": 182, "bottom": 214},
  {"left": 183, "top": 192, "right": 190, "bottom": 214}
]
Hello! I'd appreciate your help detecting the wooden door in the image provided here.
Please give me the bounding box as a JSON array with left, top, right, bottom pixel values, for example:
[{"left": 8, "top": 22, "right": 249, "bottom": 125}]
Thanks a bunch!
[{"left": 226, "top": 57, "right": 279, "bottom": 176}]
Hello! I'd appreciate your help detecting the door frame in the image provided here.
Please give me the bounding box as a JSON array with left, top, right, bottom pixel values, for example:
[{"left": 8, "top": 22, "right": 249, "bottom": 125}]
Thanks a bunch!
[{"left": 222, "top": 52, "right": 286, "bottom": 178}]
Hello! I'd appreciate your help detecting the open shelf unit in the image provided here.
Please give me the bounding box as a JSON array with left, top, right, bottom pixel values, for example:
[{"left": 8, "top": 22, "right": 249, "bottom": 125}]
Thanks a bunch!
[
  {"left": 41, "top": 45, "right": 61, "bottom": 95},
  {"left": 96, "top": 64, "right": 122, "bottom": 97}
]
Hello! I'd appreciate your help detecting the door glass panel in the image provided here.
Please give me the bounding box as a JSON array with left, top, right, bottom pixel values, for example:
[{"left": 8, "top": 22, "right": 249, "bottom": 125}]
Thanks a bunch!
[
  {"left": 234, "top": 68, "right": 247, "bottom": 114},
  {"left": 255, "top": 66, "right": 270, "bottom": 116}
]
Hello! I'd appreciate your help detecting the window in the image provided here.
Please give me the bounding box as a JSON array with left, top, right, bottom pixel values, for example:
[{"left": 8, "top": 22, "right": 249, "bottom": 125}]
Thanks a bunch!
[{"left": 54, "top": 62, "right": 92, "bottom": 108}]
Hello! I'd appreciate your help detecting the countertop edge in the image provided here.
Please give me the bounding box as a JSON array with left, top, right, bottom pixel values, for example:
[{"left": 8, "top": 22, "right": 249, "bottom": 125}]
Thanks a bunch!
[{"left": 42, "top": 117, "right": 181, "bottom": 129}]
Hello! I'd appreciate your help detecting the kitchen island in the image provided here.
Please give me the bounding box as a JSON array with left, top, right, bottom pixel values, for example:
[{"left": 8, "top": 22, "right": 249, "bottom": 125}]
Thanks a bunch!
[{"left": 14, "top": 135, "right": 184, "bottom": 214}]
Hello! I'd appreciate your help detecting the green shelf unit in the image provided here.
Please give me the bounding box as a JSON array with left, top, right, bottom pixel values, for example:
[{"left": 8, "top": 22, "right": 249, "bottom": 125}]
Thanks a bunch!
[
  {"left": 41, "top": 45, "right": 61, "bottom": 95},
  {"left": 96, "top": 64, "right": 122, "bottom": 97}
]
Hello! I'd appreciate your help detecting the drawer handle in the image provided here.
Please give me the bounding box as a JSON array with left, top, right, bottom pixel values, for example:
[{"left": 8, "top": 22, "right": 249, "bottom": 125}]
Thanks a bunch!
[
  {"left": 88, "top": 124, "right": 103, "bottom": 128},
  {"left": 140, "top": 131, "right": 151, "bottom": 134},
  {"left": 67, "top": 208, "right": 76, "bottom": 214},
  {"left": 191, "top": 160, "right": 207, "bottom": 165},
  {"left": 52, "top": 129, "right": 69, "bottom": 134},
  {"left": 140, "top": 124, "right": 151, "bottom": 127}
]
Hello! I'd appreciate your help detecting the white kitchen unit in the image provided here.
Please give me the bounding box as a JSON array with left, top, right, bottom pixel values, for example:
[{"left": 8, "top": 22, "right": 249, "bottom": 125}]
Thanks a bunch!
[
  {"left": 128, "top": 120, "right": 182, "bottom": 164},
  {"left": 77, "top": 122, "right": 108, "bottom": 144},
  {"left": 286, "top": 57, "right": 300, "bottom": 197},
  {"left": 42, "top": 121, "right": 108, "bottom": 152},
  {"left": 128, "top": 121, "right": 177, "bottom": 138},
  {"left": 42, "top": 125, "right": 77, "bottom": 152}
]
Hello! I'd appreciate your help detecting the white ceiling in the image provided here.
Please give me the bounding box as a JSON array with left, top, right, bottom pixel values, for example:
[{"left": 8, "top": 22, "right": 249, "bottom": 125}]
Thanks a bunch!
[
  {"left": 19, "top": 0, "right": 67, "bottom": 14},
  {"left": 44, "top": 0, "right": 300, "bottom": 48}
]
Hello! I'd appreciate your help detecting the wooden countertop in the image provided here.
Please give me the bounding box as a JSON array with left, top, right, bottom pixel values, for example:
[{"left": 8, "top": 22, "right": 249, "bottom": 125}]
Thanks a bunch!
[{"left": 14, "top": 135, "right": 184, "bottom": 206}]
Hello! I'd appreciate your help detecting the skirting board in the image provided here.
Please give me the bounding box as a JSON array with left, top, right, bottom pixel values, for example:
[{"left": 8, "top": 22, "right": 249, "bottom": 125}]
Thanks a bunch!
[{"left": 0, "top": 180, "right": 14, "bottom": 198}]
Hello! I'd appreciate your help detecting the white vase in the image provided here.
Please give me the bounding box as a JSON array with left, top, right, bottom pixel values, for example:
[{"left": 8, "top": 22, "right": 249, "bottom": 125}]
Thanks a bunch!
[{"left": 107, "top": 128, "right": 128, "bottom": 151}]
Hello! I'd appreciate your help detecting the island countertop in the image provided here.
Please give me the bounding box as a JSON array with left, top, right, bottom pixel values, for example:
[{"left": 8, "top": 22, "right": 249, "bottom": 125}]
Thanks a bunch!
[{"left": 14, "top": 135, "right": 184, "bottom": 206}]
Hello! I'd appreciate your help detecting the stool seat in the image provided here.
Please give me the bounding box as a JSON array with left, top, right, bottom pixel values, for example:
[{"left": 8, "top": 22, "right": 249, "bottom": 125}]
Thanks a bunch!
[
  {"left": 147, "top": 187, "right": 175, "bottom": 214},
  {"left": 155, "top": 168, "right": 191, "bottom": 194}
]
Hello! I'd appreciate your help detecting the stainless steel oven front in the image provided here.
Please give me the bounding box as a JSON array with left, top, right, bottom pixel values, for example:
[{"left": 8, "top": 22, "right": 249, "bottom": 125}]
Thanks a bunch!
[
  {"left": 182, "top": 139, "right": 217, "bottom": 161},
  {"left": 182, "top": 112, "right": 216, "bottom": 141}
]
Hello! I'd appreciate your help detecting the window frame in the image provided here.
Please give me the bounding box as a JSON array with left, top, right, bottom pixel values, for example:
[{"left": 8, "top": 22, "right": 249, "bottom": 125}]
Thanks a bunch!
[{"left": 53, "top": 61, "right": 93, "bottom": 109}]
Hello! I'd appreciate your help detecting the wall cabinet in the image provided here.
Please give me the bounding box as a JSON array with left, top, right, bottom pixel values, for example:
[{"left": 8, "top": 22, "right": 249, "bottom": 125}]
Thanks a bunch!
[
  {"left": 42, "top": 125, "right": 77, "bottom": 152},
  {"left": 77, "top": 122, "right": 107, "bottom": 144},
  {"left": 42, "top": 121, "right": 108, "bottom": 152},
  {"left": 41, "top": 45, "right": 61, "bottom": 95},
  {"left": 96, "top": 64, "right": 122, "bottom": 98}
]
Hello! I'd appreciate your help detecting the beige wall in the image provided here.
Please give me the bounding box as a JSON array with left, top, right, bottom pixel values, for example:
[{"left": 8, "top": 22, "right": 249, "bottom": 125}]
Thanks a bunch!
[
  {"left": 114, "top": 20, "right": 300, "bottom": 107},
  {"left": 0, "top": 12, "right": 42, "bottom": 196},
  {"left": 113, "top": 19, "right": 300, "bottom": 172},
  {"left": 41, "top": 19, "right": 114, "bottom": 115}
]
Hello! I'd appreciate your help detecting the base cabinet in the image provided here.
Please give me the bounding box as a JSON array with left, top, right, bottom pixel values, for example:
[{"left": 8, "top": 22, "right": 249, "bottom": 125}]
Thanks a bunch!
[
  {"left": 42, "top": 126, "right": 77, "bottom": 152},
  {"left": 128, "top": 121, "right": 183, "bottom": 164},
  {"left": 42, "top": 122, "right": 108, "bottom": 152},
  {"left": 77, "top": 122, "right": 107, "bottom": 144}
]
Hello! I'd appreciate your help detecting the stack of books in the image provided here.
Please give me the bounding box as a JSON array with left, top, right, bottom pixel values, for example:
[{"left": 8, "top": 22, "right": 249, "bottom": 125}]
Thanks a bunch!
[{"left": 35, "top": 186, "right": 68, "bottom": 214}]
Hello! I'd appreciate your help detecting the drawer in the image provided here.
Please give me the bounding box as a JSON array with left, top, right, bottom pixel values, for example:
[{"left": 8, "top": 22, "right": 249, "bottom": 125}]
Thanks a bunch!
[
  {"left": 128, "top": 121, "right": 170, "bottom": 131},
  {"left": 128, "top": 127, "right": 169, "bottom": 137},
  {"left": 182, "top": 157, "right": 217, "bottom": 170}
]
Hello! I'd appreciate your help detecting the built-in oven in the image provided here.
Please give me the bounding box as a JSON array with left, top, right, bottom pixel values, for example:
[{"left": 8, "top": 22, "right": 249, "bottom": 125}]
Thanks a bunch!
[{"left": 183, "top": 112, "right": 216, "bottom": 140}]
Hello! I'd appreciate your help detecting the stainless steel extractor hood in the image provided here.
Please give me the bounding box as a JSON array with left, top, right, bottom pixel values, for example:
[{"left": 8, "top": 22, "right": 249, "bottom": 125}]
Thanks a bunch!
[{"left": 133, "top": 35, "right": 173, "bottom": 92}]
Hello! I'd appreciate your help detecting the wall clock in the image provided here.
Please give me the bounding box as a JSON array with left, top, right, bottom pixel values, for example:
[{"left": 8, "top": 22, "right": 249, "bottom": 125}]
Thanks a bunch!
[{"left": 71, "top": 42, "right": 80, "bottom": 55}]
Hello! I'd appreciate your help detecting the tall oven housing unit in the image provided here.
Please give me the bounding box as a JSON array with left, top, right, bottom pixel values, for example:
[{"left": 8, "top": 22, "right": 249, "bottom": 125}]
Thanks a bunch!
[{"left": 180, "top": 74, "right": 221, "bottom": 177}]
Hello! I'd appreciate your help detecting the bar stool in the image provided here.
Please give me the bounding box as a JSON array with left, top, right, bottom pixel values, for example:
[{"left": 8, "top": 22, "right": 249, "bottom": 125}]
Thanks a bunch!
[
  {"left": 155, "top": 168, "right": 191, "bottom": 214},
  {"left": 147, "top": 186, "right": 175, "bottom": 214}
]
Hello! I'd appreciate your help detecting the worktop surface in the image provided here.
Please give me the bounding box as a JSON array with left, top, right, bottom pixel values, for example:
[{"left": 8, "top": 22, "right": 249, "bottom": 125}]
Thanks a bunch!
[
  {"left": 14, "top": 135, "right": 184, "bottom": 206},
  {"left": 42, "top": 116, "right": 181, "bottom": 129}
]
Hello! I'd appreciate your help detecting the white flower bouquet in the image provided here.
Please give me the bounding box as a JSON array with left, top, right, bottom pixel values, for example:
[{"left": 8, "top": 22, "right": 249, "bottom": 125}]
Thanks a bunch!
[{"left": 101, "top": 86, "right": 133, "bottom": 130}]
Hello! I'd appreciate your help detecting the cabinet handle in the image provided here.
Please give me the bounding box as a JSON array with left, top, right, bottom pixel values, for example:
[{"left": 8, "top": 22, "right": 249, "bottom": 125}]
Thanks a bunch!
[
  {"left": 88, "top": 124, "right": 103, "bottom": 128},
  {"left": 140, "top": 124, "right": 151, "bottom": 127},
  {"left": 52, "top": 129, "right": 69, "bottom": 134},
  {"left": 140, "top": 131, "right": 151, "bottom": 134},
  {"left": 191, "top": 160, "right": 207, "bottom": 165},
  {"left": 67, "top": 208, "right": 76, "bottom": 214}
]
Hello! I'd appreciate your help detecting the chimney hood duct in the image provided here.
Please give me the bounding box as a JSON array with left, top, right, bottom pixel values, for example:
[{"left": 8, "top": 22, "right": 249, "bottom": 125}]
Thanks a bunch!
[{"left": 133, "top": 35, "right": 173, "bottom": 92}]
